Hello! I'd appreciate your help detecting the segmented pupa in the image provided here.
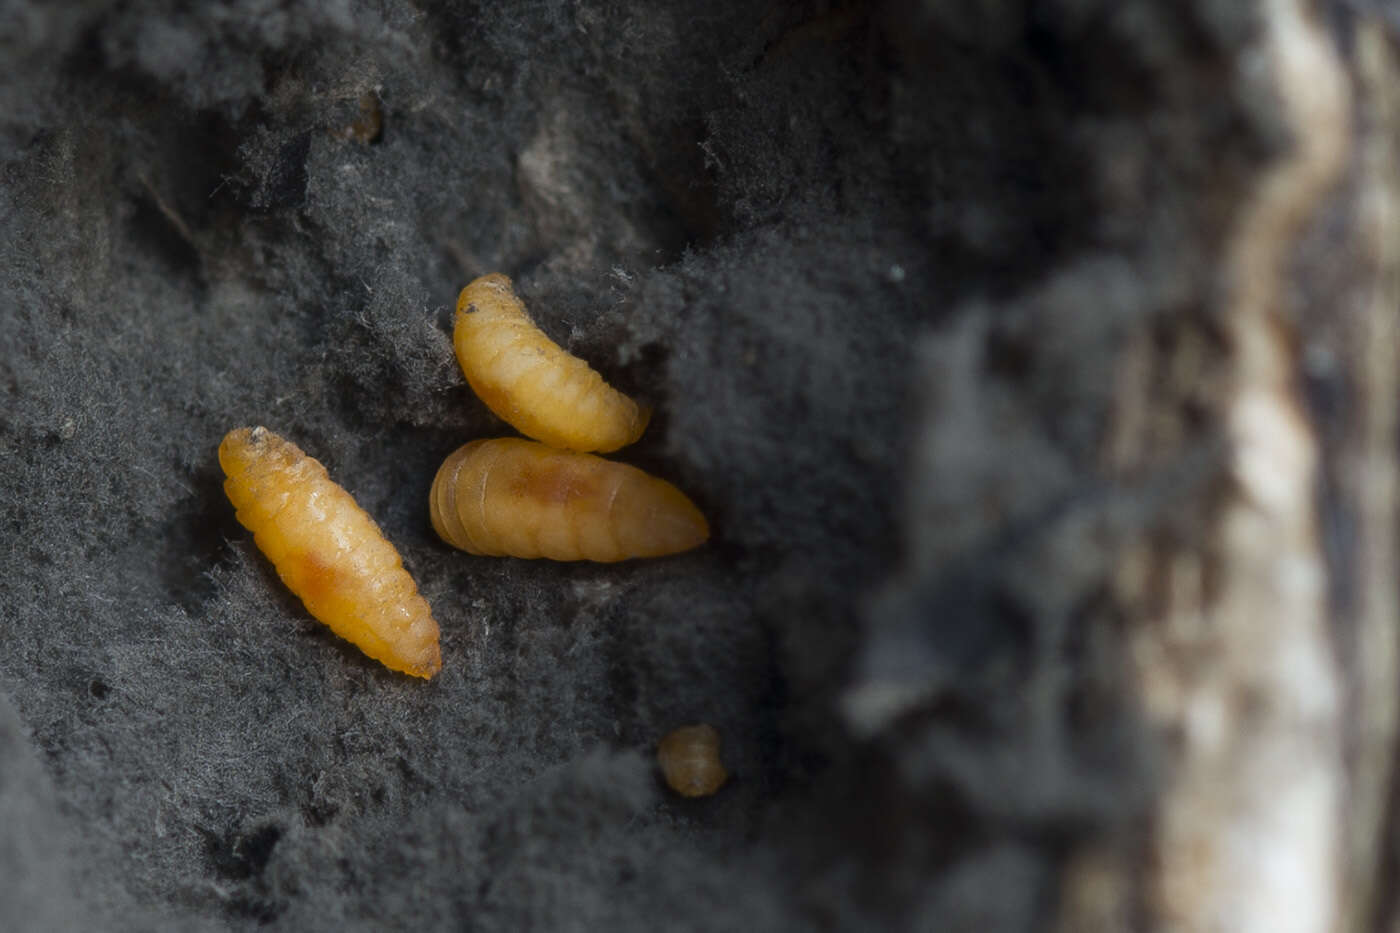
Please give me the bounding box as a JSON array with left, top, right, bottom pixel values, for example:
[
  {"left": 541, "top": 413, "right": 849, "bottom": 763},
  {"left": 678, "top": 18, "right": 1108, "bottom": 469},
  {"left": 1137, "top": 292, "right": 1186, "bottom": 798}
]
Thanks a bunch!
[
  {"left": 657, "top": 724, "right": 728, "bottom": 798},
  {"left": 220, "top": 427, "right": 442, "bottom": 678},
  {"left": 428, "top": 437, "right": 708, "bottom": 562},
  {"left": 454, "top": 274, "right": 650, "bottom": 453}
]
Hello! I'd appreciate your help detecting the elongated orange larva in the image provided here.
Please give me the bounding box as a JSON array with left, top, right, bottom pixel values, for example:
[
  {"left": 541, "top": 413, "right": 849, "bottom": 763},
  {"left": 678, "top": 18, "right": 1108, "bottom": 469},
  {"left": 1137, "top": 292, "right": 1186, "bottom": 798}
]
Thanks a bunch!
[
  {"left": 220, "top": 427, "right": 442, "bottom": 678},
  {"left": 428, "top": 437, "right": 708, "bottom": 561},
  {"left": 454, "top": 273, "right": 650, "bottom": 452},
  {"left": 657, "top": 724, "right": 728, "bottom": 798}
]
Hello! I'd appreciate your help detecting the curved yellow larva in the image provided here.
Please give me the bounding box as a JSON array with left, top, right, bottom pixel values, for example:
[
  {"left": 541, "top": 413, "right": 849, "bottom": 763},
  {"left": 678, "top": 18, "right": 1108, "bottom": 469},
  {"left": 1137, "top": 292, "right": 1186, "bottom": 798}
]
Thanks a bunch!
[
  {"left": 220, "top": 427, "right": 442, "bottom": 679},
  {"left": 657, "top": 724, "right": 728, "bottom": 798},
  {"left": 428, "top": 437, "right": 708, "bottom": 562},
  {"left": 454, "top": 273, "right": 650, "bottom": 453}
]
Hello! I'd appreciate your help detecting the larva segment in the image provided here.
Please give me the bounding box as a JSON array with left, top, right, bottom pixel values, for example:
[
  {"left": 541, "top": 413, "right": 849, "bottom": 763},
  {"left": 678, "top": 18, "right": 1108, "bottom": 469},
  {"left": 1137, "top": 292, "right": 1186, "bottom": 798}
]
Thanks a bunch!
[
  {"left": 454, "top": 274, "right": 650, "bottom": 452},
  {"left": 220, "top": 427, "right": 442, "bottom": 679},
  {"left": 428, "top": 437, "right": 708, "bottom": 562},
  {"left": 657, "top": 724, "right": 729, "bottom": 798}
]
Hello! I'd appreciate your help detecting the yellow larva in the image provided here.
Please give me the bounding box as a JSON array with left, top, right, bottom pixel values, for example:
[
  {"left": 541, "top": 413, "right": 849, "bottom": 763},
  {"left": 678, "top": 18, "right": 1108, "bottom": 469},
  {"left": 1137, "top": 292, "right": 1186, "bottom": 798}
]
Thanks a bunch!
[
  {"left": 428, "top": 437, "right": 708, "bottom": 562},
  {"left": 657, "top": 724, "right": 728, "bottom": 798},
  {"left": 220, "top": 427, "right": 442, "bottom": 679},
  {"left": 454, "top": 273, "right": 650, "bottom": 453}
]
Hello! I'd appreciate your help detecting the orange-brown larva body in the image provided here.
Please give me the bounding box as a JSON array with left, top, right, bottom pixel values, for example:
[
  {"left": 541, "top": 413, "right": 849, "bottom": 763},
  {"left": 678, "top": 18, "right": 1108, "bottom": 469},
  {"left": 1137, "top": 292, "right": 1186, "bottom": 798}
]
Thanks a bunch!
[
  {"left": 454, "top": 273, "right": 649, "bottom": 453},
  {"left": 429, "top": 437, "right": 708, "bottom": 562},
  {"left": 219, "top": 427, "right": 442, "bottom": 679},
  {"left": 657, "top": 724, "right": 728, "bottom": 798}
]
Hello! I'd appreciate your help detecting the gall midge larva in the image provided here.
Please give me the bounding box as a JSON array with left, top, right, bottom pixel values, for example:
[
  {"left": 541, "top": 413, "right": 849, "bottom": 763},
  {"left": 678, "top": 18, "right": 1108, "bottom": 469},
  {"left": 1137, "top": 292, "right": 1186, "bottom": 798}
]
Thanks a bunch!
[
  {"left": 454, "top": 273, "right": 650, "bottom": 453},
  {"left": 220, "top": 427, "right": 442, "bottom": 679},
  {"left": 334, "top": 91, "right": 382, "bottom": 144},
  {"left": 428, "top": 437, "right": 708, "bottom": 562},
  {"left": 657, "top": 724, "right": 729, "bottom": 798}
]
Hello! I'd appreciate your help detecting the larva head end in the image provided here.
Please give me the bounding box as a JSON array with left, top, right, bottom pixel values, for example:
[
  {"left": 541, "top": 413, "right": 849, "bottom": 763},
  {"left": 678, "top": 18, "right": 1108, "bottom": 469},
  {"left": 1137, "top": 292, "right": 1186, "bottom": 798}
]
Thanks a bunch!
[
  {"left": 218, "top": 426, "right": 261, "bottom": 477},
  {"left": 456, "top": 273, "right": 516, "bottom": 314},
  {"left": 219, "top": 426, "right": 298, "bottom": 481},
  {"left": 221, "top": 425, "right": 253, "bottom": 446},
  {"left": 220, "top": 424, "right": 276, "bottom": 451}
]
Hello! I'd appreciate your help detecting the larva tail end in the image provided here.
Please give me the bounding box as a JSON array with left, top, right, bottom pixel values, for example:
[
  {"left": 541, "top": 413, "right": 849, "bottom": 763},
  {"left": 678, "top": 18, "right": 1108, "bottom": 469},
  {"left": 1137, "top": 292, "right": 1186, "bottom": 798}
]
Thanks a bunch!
[
  {"left": 675, "top": 503, "right": 710, "bottom": 554},
  {"left": 379, "top": 620, "right": 443, "bottom": 679},
  {"left": 617, "top": 478, "right": 709, "bottom": 558},
  {"left": 403, "top": 647, "right": 443, "bottom": 680},
  {"left": 659, "top": 486, "right": 709, "bottom": 555}
]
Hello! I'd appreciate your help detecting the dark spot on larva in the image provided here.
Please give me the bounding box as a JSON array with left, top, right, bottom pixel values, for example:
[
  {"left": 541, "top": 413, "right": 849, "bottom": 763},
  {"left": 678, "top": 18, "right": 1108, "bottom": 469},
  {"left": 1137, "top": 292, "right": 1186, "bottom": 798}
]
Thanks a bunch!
[
  {"left": 201, "top": 822, "right": 283, "bottom": 881},
  {"left": 88, "top": 679, "right": 110, "bottom": 700},
  {"left": 508, "top": 459, "right": 601, "bottom": 506},
  {"left": 291, "top": 551, "right": 349, "bottom": 607}
]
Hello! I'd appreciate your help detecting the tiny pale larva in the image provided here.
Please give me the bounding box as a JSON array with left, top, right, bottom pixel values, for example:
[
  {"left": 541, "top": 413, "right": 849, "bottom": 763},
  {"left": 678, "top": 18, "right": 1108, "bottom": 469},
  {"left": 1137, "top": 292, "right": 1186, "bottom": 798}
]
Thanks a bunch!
[
  {"left": 428, "top": 437, "right": 708, "bottom": 562},
  {"left": 454, "top": 273, "right": 650, "bottom": 453},
  {"left": 657, "top": 724, "right": 729, "bottom": 798},
  {"left": 220, "top": 427, "right": 442, "bottom": 679}
]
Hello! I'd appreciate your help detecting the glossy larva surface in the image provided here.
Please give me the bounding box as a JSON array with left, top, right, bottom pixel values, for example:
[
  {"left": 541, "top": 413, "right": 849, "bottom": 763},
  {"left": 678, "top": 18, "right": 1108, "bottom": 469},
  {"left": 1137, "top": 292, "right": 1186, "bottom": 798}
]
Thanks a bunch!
[
  {"left": 657, "top": 724, "right": 728, "bottom": 798},
  {"left": 454, "top": 273, "right": 650, "bottom": 453},
  {"left": 428, "top": 437, "right": 708, "bottom": 562},
  {"left": 220, "top": 427, "right": 442, "bottom": 679}
]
